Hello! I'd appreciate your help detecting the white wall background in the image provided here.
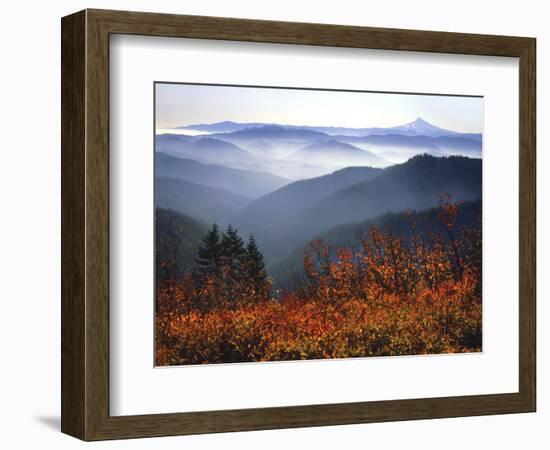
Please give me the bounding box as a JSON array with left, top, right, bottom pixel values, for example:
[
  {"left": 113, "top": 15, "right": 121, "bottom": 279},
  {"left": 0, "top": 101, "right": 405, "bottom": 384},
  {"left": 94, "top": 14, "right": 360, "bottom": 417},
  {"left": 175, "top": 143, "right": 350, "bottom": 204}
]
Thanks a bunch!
[{"left": 0, "top": 1, "right": 546, "bottom": 448}]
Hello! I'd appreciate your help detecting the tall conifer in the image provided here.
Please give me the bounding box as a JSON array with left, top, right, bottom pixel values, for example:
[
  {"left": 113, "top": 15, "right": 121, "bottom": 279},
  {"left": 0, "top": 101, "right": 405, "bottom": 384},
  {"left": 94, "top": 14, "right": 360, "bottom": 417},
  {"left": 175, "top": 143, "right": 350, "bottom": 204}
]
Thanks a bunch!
[
  {"left": 246, "top": 235, "right": 267, "bottom": 281},
  {"left": 195, "top": 223, "right": 222, "bottom": 273},
  {"left": 221, "top": 225, "right": 246, "bottom": 273}
]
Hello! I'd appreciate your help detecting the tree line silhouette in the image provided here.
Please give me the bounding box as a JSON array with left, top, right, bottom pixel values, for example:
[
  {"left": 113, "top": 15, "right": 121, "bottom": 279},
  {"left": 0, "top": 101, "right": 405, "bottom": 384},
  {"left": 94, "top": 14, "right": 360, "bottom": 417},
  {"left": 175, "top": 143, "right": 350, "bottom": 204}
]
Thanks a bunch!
[{"left": 194, "top": 224, "right": 270, "bottom": 300}]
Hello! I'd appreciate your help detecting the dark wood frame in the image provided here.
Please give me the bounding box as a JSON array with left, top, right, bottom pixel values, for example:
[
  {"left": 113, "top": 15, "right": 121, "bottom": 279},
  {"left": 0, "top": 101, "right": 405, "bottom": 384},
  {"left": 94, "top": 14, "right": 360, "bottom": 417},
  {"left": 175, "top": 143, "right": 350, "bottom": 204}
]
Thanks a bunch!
[{"left": 61, "top": 8, "right": 536, "bottom": 441}]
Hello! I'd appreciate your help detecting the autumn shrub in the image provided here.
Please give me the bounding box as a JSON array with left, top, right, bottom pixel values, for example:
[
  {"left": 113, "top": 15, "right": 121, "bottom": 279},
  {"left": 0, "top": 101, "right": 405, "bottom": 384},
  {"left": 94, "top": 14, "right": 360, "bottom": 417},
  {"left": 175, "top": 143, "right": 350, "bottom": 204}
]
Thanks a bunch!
[{"left": 156, "top": 197, "right": 482, "bottom": 365}]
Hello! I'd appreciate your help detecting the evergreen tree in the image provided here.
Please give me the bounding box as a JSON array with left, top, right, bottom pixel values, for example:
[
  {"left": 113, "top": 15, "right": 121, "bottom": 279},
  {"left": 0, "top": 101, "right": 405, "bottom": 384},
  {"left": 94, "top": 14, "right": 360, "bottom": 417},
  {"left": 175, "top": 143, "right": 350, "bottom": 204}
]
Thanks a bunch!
[
  {"left": 195, "top": 223, "right": 222, "bottom": 274},
  {"left": 244, "top": 234, "right": 270, "bottom": 298},
  {"left": 221, "top": 225, "right": 247, "bottom": 274}
]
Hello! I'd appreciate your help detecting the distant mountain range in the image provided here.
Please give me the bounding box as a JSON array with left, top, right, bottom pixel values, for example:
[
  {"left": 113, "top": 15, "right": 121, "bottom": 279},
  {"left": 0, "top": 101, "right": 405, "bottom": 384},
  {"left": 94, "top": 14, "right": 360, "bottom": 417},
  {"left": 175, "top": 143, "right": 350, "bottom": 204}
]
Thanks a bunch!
[
  {"left": 212, "top": 125, "right": 327, "bottom": 141},
  {"left": 156, "top": 135, "right": 254, "bottom": 165},
  {"left": 176, "top": 117, "right": 482, "bottom": 140},
  {"left": 158, "top": 118, "right": 482, "bottom": 179},
  {"left": 290, "top": 140, "right": 387, "bottom": 167},
  {"left": 156, "top": 152, "right": 290, "bottom": 198},
  {"left": 156, "top": 133, "right": 334, "bottom": 180}
]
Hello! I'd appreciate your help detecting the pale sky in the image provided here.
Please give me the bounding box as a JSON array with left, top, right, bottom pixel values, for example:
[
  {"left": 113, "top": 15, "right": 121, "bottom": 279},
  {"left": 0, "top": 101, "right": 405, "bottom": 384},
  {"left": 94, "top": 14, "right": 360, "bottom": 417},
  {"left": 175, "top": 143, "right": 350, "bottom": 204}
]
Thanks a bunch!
[{"left": 155, "top": 82, "right": 483, "bottom": 133}]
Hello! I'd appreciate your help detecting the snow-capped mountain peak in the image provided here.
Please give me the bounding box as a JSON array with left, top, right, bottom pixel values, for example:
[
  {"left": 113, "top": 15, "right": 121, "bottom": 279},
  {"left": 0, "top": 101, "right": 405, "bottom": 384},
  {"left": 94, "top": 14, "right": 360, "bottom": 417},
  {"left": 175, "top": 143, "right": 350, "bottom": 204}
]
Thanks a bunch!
[{"left": 401, "top": 117, "right": 436, "bottom": 131}]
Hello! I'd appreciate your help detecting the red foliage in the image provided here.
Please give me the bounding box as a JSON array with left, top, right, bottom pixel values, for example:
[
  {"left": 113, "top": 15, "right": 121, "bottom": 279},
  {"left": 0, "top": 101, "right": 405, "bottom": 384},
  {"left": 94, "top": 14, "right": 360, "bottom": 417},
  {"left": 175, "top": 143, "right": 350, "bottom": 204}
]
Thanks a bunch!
[{"left": 156, "top": 198, "right": 482, "bottom": 365}]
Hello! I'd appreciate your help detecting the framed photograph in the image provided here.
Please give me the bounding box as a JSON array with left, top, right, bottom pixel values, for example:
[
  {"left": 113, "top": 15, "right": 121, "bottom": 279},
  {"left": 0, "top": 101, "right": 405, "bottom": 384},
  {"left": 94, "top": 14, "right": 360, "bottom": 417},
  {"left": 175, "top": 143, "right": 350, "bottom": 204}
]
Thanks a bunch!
[{"left": 61, "top": 9, "right": 536, "bottom": 440}]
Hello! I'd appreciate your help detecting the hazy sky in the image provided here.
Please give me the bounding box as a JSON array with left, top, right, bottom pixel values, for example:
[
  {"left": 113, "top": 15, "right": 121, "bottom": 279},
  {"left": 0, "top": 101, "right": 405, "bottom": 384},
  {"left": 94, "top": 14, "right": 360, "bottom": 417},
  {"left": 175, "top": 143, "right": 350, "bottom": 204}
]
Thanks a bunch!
[{"left": 155, "top": 83, "right": 483, "bottom": 133}]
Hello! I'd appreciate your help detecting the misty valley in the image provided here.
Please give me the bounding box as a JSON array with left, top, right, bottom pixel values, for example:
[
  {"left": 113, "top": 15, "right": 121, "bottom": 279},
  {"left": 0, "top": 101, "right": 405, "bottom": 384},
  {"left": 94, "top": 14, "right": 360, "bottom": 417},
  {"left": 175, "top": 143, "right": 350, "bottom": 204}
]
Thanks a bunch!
[{"left": 155, "top": 116, "right": 483, "bottom": 366}]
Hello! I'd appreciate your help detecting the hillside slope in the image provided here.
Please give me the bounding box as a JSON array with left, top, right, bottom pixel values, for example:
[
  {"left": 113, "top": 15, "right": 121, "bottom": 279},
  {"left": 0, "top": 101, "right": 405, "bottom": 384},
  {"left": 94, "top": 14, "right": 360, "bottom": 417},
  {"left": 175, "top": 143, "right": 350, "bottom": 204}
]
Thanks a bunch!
[
  {"left": 261, "top": 155, "right": 482, "bottom": 260},
  {"left": 270, "top": 199, "right": 482, "bottom": 289},
  {"left": 232, "top": 166, "right": 382, "bottom": 231},
  {"left": 155, "top": 208, "right": 208, "bottom": 282},
  {"left": 156, "top": 152, "right": 290, "bottom": 198},
  {"left": 155, "top": 177, "right": 250, "bottom": 224}
]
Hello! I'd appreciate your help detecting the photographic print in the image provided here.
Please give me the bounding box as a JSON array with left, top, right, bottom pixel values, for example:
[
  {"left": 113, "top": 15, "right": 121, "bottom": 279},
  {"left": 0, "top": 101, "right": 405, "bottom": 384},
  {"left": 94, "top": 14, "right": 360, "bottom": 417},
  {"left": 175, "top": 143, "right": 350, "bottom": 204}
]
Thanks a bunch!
[{"left": 154, "top": 83, "right": 483, "bottom": 366}]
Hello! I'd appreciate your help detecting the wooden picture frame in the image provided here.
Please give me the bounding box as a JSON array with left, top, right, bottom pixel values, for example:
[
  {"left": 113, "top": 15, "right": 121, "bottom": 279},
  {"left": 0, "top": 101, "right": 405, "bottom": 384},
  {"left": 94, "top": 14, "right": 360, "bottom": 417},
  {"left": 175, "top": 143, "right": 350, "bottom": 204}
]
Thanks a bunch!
[{"left": 61, "top": 9, "right": 536, "bottom": 441}]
